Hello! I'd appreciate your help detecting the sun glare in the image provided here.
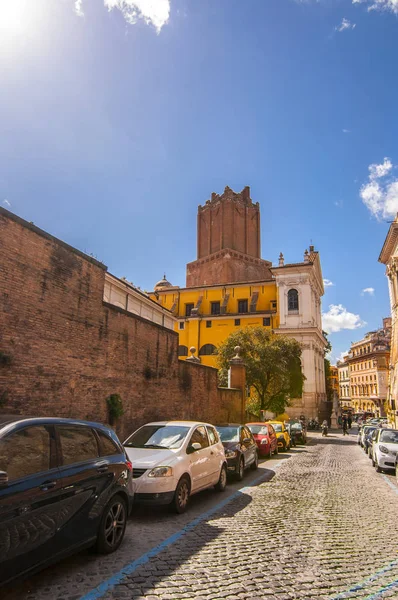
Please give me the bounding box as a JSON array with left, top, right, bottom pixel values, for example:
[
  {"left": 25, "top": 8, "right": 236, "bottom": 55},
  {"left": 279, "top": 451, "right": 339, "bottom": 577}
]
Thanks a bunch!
[{"left": 0, "top": 0, "right": 31, "bottom": 36}]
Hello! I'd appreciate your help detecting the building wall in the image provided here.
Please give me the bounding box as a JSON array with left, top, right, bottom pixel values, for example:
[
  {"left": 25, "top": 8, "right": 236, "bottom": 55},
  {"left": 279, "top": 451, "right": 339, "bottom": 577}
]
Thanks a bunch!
[
  {"left": 337, "top": 361, "right": 351, "bottom": 409},
  {"left": 0, "top": 208, "right": 243, "bottom": 440},
  {"left": 151, "top": 281, "right": 279, "bottom": 367},
  {"left": 346, "top": 325, "right": 391, "bottom": 416}
]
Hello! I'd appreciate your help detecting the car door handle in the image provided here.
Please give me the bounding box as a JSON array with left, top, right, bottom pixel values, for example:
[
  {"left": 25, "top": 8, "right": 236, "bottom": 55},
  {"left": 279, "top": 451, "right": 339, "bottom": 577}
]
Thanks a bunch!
[
  {"left": 40, "top": 481, "right": 56, "bottom": 491},
  {"left": 97, "top": 465, "right": 109, "bottom": 474}
]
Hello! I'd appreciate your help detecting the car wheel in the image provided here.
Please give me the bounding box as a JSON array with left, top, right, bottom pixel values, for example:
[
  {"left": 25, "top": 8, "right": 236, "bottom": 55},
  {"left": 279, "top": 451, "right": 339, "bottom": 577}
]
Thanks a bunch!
[
  {"left": 236, "top": 457, "right": 245, "bottom": 481},
  {"left": 96, "top": 495, "right": 127, "bottom": 554},
  {"left": 215, "top": 465, "right": 227, "bottom": 492},
  {"left": 172, "top": 476, "right": 191, "bottom": 514},
  {"left": 375, "top": 463, "right": 383, "bottom": 473},
  {"left": 250, "top": 452, "right": 259, "bottom": 470},
  {"left": 372, "top": 457, "right": 375, "bottom": 467}
]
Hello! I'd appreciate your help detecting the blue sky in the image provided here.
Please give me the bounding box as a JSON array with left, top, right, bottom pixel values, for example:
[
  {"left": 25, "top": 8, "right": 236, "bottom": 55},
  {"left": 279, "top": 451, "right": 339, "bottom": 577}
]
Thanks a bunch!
[{"left": 1, "top": 0, "right": 398, "bottom": 363}]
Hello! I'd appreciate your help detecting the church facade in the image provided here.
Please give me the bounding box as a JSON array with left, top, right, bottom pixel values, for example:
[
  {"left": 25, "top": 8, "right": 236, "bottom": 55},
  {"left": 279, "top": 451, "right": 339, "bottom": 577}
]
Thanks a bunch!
[{"left": 151, "top": 186, "right": 327, "bottom": 419}]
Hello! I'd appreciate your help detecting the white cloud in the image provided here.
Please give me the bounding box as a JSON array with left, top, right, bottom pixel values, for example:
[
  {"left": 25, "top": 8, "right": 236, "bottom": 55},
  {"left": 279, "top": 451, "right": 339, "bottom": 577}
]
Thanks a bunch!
[
  {"left": 336, "top": 350, "right": 349, "bottom": 363},
  {"left": 361, "top": 287, "right": 375, "bottom": 296},
  {"left": 74, "top": 0, "right": 170, "bottom": 31},
  {"left": 335, "top": 18, "right": 356, "bottom": 32},
  {"left": 104, "top": 0, "right": 170, "bottom": 32},
  {"left": 75, "top": 0, "right": 84, "bottom": 17},
  {"left": 360, "top": 157, "right": 398, "bottom": 220},
  {"left": 322, "top": 304, "right": 366, "bottom": 334},
  {"left": 323, "top": 279, "right": 335, "bottom": 288},
  {"left": 353, "top": 0, "right": 398, "bottom": 13},
  {"left": 342, "top": 129, "right": 351, "bottom": 133},
  {"left": 2, "top": 199, "right": 11, "bottom": 207}
]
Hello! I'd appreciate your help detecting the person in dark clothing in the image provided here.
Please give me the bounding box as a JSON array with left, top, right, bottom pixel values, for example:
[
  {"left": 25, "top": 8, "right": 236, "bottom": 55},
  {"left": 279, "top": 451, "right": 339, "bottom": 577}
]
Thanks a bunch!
[
  {"left": 342, "top": 416, "right": 348, "bottom": 435},
  {"left": 347, "top": 415, "right": 352, "bottom": 429}
]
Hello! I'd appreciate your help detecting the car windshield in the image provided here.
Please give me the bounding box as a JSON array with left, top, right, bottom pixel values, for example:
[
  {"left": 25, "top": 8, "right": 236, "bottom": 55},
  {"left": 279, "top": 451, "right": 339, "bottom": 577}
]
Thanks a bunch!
[
  {"left": 247, "top": 425, "right": 268, "bottom": 435},
  {"left": 124, "top": 425, "right": 190, "bottom": 449},
  {"left": 290, "top": 423, "right": 302, "bottom": 431},
  {"left": 272, "top": 424, "right": 283, "bottom": 432},
  {"left": 379, "top": 430, "right": 398, "bottom": 444},
  {"left": 217, "top": 427, "right": 240, "bottom": 442},
  {"left": 366, "top": 428, "right": 376, "bottom": 437}
]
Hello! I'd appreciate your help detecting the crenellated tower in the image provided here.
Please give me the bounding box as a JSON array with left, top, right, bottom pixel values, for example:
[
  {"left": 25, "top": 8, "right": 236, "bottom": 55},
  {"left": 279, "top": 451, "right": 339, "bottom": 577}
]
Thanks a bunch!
[{"left": 186, "top": 186, "right": 272, "bottom": 286}]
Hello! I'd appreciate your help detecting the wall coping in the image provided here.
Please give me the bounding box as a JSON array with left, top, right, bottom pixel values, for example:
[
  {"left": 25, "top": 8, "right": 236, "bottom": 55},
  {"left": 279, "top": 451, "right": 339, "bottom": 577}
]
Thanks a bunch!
[
  {"left": 103, "top": 301, "right": 179, "bottom": 336},
  {"left": 0, "top": 206, "right": 108, "bottom": 271}
]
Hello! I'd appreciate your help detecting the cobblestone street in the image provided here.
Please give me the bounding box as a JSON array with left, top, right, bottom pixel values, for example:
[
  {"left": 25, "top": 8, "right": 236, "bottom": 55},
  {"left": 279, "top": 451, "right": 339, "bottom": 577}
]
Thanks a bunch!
[{"left": 5, "top": 432, "right": 398, "bottom": 600}]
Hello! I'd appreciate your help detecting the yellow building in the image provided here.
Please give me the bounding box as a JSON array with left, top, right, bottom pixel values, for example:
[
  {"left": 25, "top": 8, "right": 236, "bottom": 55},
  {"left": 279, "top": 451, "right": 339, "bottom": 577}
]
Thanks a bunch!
[
  {"left": 150, "top": 186, "right": 327, "bottom": 420},
  {"left": 152, "top": 278, "right": 279, "bottom": 368},
  {"left": 329, "top": 365, "right": 339, "bottom": 398}
]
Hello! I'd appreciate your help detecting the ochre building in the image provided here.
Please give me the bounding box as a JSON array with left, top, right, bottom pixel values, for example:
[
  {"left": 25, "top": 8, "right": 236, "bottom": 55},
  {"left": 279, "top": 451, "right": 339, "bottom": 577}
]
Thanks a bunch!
[
  {"left": 150, "top": 186, "right": 327, "bottom": 419},
  {"left": 346, "top": 320, "right": 391, "bottom": 417}
]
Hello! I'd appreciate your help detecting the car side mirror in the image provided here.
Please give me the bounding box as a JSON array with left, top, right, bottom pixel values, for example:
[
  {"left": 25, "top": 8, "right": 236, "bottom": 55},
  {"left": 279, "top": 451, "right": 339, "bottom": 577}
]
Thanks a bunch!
[
  {"left": 0, "top": 471, "right": 8, "bottom": 487},
  {"left": 187, "top": 442, "right": 202, "bottom": 454},
  {"left": 242, "top": 437, "right": 251, "bottom": 444}
]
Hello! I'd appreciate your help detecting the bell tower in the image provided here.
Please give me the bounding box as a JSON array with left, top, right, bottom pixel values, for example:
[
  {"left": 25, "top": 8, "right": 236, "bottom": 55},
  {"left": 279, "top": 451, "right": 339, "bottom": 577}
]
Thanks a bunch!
[{"left": 186, "top": 186, "right": 272, "bottom": 287}]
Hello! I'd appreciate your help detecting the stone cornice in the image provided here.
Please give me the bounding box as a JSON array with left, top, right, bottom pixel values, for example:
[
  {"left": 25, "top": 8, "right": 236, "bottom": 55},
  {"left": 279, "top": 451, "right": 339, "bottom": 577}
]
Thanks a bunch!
[{"left": 379, "top": 221, "right": 398, "bottom": 264}]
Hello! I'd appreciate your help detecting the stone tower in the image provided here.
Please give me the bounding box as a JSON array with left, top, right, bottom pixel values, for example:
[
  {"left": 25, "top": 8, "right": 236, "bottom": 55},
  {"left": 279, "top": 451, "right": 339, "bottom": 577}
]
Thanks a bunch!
[{"left": 186, "top": 186, "right": 272, "bottom": 286}]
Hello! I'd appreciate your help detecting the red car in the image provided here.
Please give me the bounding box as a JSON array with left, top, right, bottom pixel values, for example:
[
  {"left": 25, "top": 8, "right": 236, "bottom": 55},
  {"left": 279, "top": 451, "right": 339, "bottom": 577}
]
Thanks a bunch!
[{"left": 246, "top": 422, "right": 278, "bottom": 458}]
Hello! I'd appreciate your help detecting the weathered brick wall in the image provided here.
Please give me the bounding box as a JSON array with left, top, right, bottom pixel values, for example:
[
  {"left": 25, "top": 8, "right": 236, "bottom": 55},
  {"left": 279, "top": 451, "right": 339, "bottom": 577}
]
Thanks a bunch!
[{"left": 0, "top": 208, "right": 242, "bottom": 440}]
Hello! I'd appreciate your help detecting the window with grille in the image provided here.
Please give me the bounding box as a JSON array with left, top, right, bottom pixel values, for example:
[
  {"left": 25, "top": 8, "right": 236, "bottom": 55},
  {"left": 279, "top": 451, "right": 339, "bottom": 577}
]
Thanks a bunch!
[{"left": 288, "top": 289, "right": 299, "bottom": 311}]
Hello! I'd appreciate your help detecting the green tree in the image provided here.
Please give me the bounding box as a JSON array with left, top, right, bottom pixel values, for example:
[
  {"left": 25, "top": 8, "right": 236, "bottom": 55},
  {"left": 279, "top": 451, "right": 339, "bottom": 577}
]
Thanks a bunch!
[
  {"left": 323, "top": 331, "right": 334, "bottom": 403},
  {"left": 217, "top": 327, "right": 305, "bottom": 415}
]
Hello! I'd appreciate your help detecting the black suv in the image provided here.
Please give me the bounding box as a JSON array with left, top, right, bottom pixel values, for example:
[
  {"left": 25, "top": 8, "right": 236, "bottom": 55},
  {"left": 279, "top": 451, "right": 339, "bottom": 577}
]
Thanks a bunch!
[{"left": 0, "top": 416, "right": 133, "bottom": 586}]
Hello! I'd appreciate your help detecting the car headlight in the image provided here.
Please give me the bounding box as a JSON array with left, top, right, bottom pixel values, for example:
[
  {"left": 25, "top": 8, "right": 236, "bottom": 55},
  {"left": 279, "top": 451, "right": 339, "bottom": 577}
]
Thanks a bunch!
[
  {"left": 147, "top": 466, "right": 173, "bottom": 477},
  {"left": 260, "top": 439, "right": 269, "bottom": 445},
  {"left": 379, "top": 445, "right": 389, "bottom": 455},
  {"left": 225, "top": 449, "right": 237, "bottom": 458}
]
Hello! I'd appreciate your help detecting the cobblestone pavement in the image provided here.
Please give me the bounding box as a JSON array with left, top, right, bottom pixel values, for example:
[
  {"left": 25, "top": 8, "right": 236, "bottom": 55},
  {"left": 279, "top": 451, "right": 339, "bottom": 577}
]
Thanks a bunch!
[{"left": 5, "top": 432, "right": 398, "bottom": 600}]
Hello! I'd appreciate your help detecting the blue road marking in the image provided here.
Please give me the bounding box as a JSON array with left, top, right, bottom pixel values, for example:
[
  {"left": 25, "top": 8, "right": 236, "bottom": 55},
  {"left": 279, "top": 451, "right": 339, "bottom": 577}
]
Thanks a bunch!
[
  {"left": 364, "top": 578, "right": 398, "bottom": 600},
  {"left": 330, "top": 560, "right": 398, "bottom": 599},
  {"left": 381, "top": 474, "right": 398, "bottom": 495},
  {"left": 80, "top": 461, "right": 285, "bottom": 600}
]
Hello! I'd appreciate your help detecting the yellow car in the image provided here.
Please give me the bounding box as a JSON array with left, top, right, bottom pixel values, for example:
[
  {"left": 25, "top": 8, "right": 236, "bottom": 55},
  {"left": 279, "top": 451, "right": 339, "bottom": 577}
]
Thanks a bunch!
[{"left": 267, "top": 421, "right": 291, "bottom": 451}]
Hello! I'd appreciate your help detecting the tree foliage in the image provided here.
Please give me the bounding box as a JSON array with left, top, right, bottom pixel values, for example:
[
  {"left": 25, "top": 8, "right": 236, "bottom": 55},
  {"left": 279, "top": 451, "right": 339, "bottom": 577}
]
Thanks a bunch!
[{"left": 217, "top": 327, "right": 305, "bottom": 415}]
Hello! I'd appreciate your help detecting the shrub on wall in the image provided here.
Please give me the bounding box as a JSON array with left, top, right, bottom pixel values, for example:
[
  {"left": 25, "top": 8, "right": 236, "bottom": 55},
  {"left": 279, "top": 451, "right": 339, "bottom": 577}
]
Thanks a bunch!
[
  {"left": 106, "top": 394, "right": 124, "bottom": 425},
  {"left": 0, "top": 351, "right": 12, "bottom": 366}
]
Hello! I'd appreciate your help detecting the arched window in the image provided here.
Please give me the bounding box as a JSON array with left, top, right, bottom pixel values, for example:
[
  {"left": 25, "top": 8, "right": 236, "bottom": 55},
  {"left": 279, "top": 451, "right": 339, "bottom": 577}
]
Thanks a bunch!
[
  {"left": 288, "top": 289, "right": 299, "bottom": 312},
  {"left": 199, "top": 344, "right": 218, "bottom": 356},
  {"left": 178, "top": 345, "right": 189, "bottom": 357}
]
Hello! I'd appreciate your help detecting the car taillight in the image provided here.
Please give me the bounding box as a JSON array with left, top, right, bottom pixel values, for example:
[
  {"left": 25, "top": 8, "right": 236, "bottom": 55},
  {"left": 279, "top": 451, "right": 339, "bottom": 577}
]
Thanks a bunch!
[{"left": 126, "top": 460, "right": 133, "bottom": 471}]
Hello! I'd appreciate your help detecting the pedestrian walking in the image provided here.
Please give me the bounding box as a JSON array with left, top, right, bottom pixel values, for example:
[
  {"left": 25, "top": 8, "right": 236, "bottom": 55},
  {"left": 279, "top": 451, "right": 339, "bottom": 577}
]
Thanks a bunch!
[
  {"left": 338, "top": 415, "right": 342, "bottom": 427},
  {"left": 342, "top": 416, "right": 348, "bottom": 436},
  {"left": 347, "top": 415, "right": 352, "bottom": 429}
]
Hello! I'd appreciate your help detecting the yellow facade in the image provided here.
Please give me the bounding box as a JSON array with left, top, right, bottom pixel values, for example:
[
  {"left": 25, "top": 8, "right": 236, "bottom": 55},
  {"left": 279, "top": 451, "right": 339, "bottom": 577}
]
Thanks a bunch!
[{"left": 151, "top": 281, "right": 279, "bottom": 368}]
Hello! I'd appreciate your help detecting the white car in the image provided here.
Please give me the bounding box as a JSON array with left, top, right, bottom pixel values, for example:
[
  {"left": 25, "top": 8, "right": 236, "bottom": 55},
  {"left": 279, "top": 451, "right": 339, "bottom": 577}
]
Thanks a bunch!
[
  {"left": 371, "top": 428, "right": 398, "bottom": 472},
  {"left": 123, "top": 421, "right": 227, "bottom": 513}
]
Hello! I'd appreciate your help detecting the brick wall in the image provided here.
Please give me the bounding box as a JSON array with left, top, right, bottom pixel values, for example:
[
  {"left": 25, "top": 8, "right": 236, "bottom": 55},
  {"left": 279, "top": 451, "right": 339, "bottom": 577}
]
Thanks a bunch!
[{"left": 0, "top": 208, "right": 242, "bottom": 439}]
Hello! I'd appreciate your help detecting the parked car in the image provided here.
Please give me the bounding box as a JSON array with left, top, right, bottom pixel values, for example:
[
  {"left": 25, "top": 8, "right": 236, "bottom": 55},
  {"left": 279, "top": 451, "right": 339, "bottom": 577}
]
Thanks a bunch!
[
  {"left": 372, "top": 428, "right": 398, "bottom": 472},
  {"left": 363, "top": 427, "right": 377, "bottom": 455},
  {"left": 0, "top": 416, "right": 133, "bottom": 587},
  {"left": 215, "top": 424, "right": 258, "bottom": 480},
  {"left": 266, "top": 420, "right": 291, "bottom": 451},
  {"left": 246, "top": 422, "right": 278, "bottom": 458},
  {"left": 360, "top": 425, "right": 374, "bottom": 448},
  {"left": 286, "top": 421, "right": 307, "bottom": 444},
  {"left": 123, "top": 421, "right": 227, "bottom": 514}
]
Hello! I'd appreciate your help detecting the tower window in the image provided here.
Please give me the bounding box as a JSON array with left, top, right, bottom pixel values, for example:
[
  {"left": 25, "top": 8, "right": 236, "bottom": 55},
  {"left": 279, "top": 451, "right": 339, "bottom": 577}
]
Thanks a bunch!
[
  {"left": 263, "top": 317, "right": 271, "bottom": 327},
  {"left": 178, "top": 345, "right": 188, "bottom": 357},
  {"left": 238, "top": 299, "right": 248, "bottom": 314},
  {"left": 185, "top": 303, "right": 194, "bottom": 317},
  {"left": 287, "top": 289, "right": 299, "bottom": 312},
  {"left": 211, "top": 301, "right": 221, "bottom": 315},
  {"left": 179, "top": 322, "right": 185, "bottom": 330},
  {"left": 206, "top": 320, "right": 212, "bottom": 328},
  {"left": 235, "top": 319, "right": 240, "bottom": 326}
]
